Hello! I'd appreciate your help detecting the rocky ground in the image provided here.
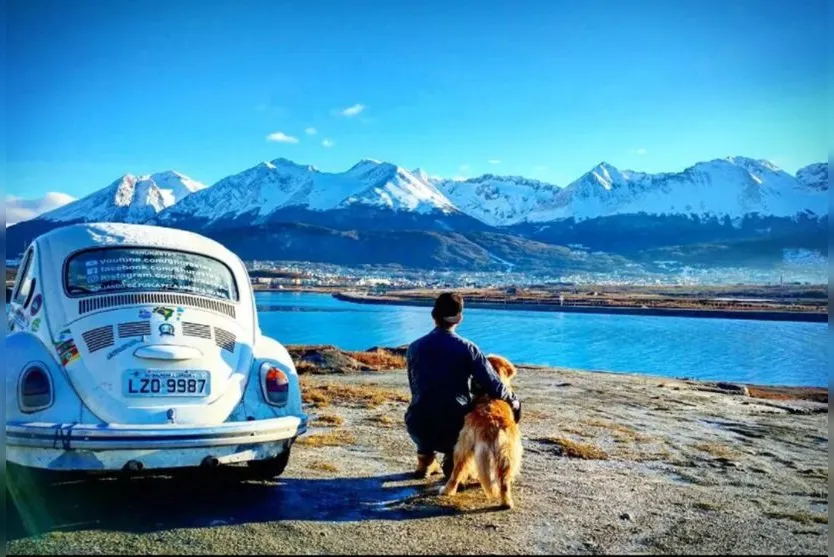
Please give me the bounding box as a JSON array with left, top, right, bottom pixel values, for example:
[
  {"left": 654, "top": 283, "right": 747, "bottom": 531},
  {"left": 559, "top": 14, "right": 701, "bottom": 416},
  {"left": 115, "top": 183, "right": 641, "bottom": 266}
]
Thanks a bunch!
[{"left": 6, "top": 348, "right": 829, "bottom": 555}]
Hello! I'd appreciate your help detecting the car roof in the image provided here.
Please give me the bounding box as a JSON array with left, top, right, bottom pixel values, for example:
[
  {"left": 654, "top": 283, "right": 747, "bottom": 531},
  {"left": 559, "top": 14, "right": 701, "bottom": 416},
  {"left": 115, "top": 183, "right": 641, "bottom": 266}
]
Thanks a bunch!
[
  {"left": 35, "top": 222, "right": 237, "bottom": 260},
  {"left": 33, "top": 223, "right": 252, "bottom": 328}
]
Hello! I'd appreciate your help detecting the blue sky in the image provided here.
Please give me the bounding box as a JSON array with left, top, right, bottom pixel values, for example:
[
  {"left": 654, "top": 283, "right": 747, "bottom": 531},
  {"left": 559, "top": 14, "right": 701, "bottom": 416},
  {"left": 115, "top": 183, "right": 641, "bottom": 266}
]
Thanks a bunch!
[{"left": 5, "top": 0, "right": 828, "bottom": 202}]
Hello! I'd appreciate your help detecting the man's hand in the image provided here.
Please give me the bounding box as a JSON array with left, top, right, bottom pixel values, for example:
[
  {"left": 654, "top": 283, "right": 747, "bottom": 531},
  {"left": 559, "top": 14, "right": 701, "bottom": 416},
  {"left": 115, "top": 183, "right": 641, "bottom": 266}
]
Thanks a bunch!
[{"left": 511, "top": 398, "right": 521, "bottom": 424}]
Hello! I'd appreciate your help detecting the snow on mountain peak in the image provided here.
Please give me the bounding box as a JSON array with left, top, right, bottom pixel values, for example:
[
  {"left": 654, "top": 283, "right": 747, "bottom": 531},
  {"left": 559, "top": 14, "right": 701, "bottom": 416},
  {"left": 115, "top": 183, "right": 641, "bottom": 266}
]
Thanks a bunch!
[
  {"left": 38, "top": 171, "right": 206, "bottom": 224},
  {"left": 553, "top": 157, "right": 827, "bottom": 221},
  {"left": 25, "top": 156, "right": 827, "bottom": 230},
  {"left": 725, "top": 156, "right": 783, "bottom": 174},
  {"left": 435, "top": 174, "right": 562, "bottom": 226},
  {"left": 158, "top": 158, "right": 457, "bottom": 225},
  {"left": 795, "top": 162, "right": 828, "bottom": 191},
  {"left": 270, "top": 158, "right": 318, "bottom": 173},
  {"left": 347, "top": 158, "right": 384, "bottom": 173},
  {"left": 412, "top": 168, "right": 430, "bottom": 182},
  {"left": 587, "top": 162, "right": 629, "bottom": 190}
]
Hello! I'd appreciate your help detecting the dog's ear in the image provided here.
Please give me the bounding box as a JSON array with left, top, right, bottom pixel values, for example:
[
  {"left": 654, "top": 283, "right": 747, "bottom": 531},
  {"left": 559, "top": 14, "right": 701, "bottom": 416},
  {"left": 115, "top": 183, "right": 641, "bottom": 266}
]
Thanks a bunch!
[{"left": 488, "top": 355, "right": 517, "bottom": 380}]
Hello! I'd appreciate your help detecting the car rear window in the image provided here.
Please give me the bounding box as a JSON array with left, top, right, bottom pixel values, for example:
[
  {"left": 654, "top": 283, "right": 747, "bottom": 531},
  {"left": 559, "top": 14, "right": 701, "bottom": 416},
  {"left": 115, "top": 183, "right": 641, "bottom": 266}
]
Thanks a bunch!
[{"left": 65, "top": 247, "right": 239, "bottom": 301}]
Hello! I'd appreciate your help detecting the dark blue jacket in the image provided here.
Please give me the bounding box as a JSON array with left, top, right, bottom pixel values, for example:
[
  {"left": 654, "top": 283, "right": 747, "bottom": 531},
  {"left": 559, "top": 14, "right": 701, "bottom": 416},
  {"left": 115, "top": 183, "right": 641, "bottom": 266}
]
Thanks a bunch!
[{"left": 404, "top": 327, "right": 516, "bottom": 453}]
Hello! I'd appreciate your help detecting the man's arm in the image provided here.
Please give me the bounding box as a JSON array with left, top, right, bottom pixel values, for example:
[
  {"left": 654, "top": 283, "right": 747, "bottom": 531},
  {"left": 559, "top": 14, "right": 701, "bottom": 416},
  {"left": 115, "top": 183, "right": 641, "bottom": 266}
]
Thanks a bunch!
[
  {"left": 466, "top": 342, "right": 521, "bottom": 422},
  {"left": 405, "top": 343, "right": 415, "bottom": 393},
  {"left": 466, "top": 342, "right": 514, "bottom": 403}
]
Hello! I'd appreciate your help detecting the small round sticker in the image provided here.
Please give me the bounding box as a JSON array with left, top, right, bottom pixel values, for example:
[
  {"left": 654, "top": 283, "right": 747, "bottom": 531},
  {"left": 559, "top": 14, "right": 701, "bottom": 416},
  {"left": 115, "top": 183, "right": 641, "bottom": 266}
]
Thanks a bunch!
[{"left": 30, "top": 293, "right": 43, "bottom": 316}]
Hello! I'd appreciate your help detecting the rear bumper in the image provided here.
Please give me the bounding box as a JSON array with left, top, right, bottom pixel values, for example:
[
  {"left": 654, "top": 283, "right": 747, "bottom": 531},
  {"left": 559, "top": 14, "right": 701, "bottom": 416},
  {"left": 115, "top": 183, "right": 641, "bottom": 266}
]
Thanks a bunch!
[
  {"left": 7, "top": 415, "right": 307, "bottom": 450},
  {"left": 5, "top": 415, "right": 307, "bottom": 471}
]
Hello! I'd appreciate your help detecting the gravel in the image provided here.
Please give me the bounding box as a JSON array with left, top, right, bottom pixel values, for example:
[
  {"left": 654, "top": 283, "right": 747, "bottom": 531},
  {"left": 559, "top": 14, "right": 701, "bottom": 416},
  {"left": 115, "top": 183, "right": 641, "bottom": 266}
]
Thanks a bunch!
[{"left": 6, "top": 365, "right": 828, "bottom": 554}]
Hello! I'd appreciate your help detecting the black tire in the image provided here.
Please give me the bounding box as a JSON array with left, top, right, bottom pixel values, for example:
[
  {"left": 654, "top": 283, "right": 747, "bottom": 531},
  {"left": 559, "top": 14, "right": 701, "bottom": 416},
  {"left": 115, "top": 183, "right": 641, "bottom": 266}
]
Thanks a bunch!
[{"left": 246, "top": 447, "right": 291, "bottom": 480}]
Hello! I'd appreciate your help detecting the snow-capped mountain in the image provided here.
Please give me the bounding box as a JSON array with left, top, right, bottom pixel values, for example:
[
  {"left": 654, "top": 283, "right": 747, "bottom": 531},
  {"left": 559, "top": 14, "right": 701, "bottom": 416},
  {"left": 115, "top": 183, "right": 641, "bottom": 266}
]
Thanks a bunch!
[
  {"left": 38, "top": 171, "right": 207, "bottom": 224},
  {"left": 432, "top": 158, "right": 827, "bottom": 226},
  {"left": 156, "top": 158, "right": 458, "bottom": 227},
  {"left": 543, "top": 157, "right": 828, "bottom": 222},
  {"left": 6, "top": 156, "right": 826, "bottom": 273},
  {"left": 795, "top": 162, "right": 828, "bottom": 191},
  {"left": 433, "top": 175, "right": 562, "bottom": 227}
]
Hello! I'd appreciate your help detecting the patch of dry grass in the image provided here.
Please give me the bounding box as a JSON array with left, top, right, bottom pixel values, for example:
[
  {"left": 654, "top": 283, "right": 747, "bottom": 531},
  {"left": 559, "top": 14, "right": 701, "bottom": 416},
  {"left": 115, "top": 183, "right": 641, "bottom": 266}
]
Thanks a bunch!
[
  {"left": 300, "top": 377, "right": 410, "bottom": 409},
  {"left": 765, "top": 510, "right": 828, "bottom": 525},
  {"left": 747, "top": 386, "right": 828, "bottom": 403},
  {"left": 558, "top": 424, "right": 594, "bottom": 438},
  {"left": 580, "top": 418, "right": 652, "bottom": 442},
  {"left": 693, "top": 442, "right": 739, "bottom": 460},
  {"left": 310, "top": 413, "right": 344, "bottom": 427},
  {"left": 369, "top": 414, "right": 396, "bottom": 427},
  {"left": 309, "top": 461, "right": 339, "bottom": 472},
  {"left": 693, "top": 501, "right": 722, "bottom": 512},
  {"left": 296, "top": 430, "right": 356, "bottom": 448},
  {"left": 541, "top": 436, "right": 609, "bottom": 460},
  {"left": 348, "top": 349, "right": 406, "bottom": 370}
]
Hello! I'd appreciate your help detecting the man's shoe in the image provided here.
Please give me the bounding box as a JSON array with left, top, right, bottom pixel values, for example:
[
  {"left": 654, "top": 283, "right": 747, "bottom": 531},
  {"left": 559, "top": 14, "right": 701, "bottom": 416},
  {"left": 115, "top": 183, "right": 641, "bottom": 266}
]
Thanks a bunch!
[{"left": 414, "top": 453, "right": 440, "bottom": 479}]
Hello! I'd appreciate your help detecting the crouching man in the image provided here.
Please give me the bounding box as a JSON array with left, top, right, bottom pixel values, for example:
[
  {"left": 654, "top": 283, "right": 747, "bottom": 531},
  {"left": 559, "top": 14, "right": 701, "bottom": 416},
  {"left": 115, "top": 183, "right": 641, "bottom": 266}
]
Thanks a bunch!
[{"left": 405, "top": 292, "right": 521, "bottom": 478}]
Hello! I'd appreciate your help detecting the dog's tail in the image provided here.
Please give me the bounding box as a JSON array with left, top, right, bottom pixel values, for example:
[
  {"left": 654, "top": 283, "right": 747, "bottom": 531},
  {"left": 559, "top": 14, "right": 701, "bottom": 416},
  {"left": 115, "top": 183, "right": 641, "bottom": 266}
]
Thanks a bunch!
[{"left": 475, "top": 439, "right": 499, "bottom": 499}]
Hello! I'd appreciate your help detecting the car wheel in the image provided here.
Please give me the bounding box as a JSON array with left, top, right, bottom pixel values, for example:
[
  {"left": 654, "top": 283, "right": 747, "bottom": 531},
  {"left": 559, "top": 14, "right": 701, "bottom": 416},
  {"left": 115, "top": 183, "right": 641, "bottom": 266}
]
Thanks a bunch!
[{"left": 246, "top": 447, "right": 291, "bottom": 480}]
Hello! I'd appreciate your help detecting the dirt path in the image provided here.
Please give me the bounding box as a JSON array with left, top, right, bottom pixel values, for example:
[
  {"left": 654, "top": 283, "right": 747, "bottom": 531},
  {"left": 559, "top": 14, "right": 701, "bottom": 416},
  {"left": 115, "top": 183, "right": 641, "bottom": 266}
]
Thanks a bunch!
[{"left": 6, "top": 366, "right": 828, "bottom": 554}]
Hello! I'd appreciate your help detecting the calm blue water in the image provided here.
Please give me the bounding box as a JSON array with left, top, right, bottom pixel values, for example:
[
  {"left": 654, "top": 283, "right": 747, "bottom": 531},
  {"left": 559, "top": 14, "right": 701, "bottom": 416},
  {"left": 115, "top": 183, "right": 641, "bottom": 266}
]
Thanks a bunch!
[{"left": 256, "top": 292, "right": 829, "bottom": 387}]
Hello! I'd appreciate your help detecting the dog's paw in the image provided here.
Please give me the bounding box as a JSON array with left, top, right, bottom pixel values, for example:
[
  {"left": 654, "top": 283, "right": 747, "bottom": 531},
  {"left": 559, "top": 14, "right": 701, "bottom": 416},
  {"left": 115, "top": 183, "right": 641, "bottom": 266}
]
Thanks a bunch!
[{"left": 438, "top": 484, "right": 455, "bottom": 497}]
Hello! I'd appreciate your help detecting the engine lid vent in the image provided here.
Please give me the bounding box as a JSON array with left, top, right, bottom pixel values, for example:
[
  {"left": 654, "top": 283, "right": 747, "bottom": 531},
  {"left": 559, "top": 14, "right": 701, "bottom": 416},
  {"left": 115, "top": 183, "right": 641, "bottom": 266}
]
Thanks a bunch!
[
  {"left": 213, "top": 327, "right": 236, "bottom": 353},
  {"left": 82, "top": 325, "right": 115, "bottom": 353},
  {"left": 118, "top": 321, "right": 151, "bottom": 338},
  {"left": 183, "top": 322, "right": 212, "bottom": 340}
]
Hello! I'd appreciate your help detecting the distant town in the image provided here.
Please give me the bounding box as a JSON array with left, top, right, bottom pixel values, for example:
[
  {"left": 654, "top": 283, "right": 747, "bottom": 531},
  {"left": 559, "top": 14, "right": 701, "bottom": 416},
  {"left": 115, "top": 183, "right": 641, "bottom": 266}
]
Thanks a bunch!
[{"left": 244, "top": 258, "right": 822, "bottom": 293}]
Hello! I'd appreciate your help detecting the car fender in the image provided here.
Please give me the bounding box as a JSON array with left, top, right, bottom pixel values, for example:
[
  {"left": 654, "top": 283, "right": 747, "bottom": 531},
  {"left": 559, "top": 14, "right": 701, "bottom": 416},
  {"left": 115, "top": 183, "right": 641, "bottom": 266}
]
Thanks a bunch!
[
  {"left": 5, "top": 331, "right": 95, "bottom": 424},
  {"left": 234, "top": 333, "right": 305, "bottom": 422}
]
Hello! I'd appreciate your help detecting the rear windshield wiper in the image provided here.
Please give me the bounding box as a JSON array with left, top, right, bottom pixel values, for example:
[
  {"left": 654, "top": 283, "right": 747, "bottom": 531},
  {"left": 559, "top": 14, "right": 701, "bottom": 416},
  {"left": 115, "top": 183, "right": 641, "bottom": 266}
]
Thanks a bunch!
[{"left": 67, "top": 285, "right": 93, "bottom": 294}]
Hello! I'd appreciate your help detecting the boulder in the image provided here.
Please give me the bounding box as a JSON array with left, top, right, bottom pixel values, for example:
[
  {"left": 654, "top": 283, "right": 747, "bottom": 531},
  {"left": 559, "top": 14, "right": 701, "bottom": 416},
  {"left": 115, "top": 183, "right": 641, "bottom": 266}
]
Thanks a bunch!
[{"left": 716, "top": 382, "right": 751, "bottom": 396}]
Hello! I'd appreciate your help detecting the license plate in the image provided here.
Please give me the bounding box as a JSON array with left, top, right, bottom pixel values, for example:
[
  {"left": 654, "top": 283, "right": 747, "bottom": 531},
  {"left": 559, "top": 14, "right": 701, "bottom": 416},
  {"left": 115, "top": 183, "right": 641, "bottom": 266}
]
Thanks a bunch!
[{"left": 123, "top": 370, "right": 210, "bottom": 397}]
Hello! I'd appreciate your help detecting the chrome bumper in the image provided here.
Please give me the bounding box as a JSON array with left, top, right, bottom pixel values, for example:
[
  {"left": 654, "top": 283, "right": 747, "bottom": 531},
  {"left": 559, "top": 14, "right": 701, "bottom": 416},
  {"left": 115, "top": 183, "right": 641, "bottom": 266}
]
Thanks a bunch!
[{"left": 6, "top": 415, "right": 307, "bottom": 451}]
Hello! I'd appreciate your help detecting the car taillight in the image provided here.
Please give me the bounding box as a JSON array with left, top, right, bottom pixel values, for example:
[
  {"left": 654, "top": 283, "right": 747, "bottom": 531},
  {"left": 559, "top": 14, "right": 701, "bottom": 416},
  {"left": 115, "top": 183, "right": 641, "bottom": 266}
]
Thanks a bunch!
[
  {"left": 19, "top": 366, "right": 53, "bottom": 412},
  {"left": 262, "top": 365, "right": 289, "bottom": 405}
]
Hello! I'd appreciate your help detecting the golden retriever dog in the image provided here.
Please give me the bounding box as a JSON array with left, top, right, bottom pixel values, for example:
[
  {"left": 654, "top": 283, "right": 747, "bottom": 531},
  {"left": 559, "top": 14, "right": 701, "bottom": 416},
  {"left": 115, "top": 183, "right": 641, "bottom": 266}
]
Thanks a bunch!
[{"left": 439, "top": 354, "right": 522, "bottom": 509}]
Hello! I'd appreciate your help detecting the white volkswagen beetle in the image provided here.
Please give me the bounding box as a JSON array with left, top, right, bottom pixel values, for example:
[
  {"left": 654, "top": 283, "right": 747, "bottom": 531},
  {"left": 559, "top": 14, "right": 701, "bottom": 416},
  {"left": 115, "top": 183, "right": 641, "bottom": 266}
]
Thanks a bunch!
[{"left": 5, "top": 222, "right": 307, "bottom": 478}]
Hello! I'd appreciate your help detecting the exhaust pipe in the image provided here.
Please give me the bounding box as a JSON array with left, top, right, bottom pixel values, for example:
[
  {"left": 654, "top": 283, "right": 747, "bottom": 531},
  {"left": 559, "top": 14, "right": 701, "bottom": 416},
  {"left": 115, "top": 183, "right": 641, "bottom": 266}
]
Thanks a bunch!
[
  {"left": 201, "top": 456, "right": 220, "bottom": 468},
  {"left": 124, "top": 460, "right": 143, "bottom": 472}
]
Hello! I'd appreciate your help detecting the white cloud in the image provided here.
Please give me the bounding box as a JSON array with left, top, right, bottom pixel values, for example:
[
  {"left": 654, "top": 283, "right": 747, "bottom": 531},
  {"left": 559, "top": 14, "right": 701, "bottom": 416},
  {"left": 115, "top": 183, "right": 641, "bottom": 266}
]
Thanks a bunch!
[
  {"left": 266, "top": 131, "right": 299, "bottom": 143},
  {"left": 631, "top": 147, "right": 648, "bottom": 155},
  {"left": 488, "top": 159, "right": 501, "bottom": 165},
  {"left": 305, "top": 127, "right": 317, "bottom": 135},
  {"left": 6, "top": 192, "right": 76, "bottom": 227},
  {"left": 321, "top": 138, "right": 335, "bottom": 148},
  {"left": 533, "top": 165, "right": 549, "bottom": 172},
  {"left": 340, "top": 103, "right": 365, "bottom": 117},
  {"left": 452, "top": 175, "right": 468, "bottom": 181},
  {"left": 459, "top": 164, "right": 470, "bottom": 171}
]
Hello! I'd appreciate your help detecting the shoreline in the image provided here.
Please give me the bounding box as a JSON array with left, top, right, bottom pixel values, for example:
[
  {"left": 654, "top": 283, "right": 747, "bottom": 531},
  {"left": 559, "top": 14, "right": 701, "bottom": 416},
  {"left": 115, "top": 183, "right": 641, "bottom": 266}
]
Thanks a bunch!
[
  {"left": 332, "top": 291, "right": 828, "bottom": 323},
  {"left": 286, "top": 344, "right": 830, "bottom": 396}
]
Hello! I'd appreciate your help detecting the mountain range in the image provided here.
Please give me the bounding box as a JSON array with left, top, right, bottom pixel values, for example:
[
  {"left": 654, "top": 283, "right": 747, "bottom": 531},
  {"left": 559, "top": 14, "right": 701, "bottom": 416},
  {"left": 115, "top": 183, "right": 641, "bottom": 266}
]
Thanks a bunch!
[{"left": 7, "top": 157, "right": 828, "bottom": 275}]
